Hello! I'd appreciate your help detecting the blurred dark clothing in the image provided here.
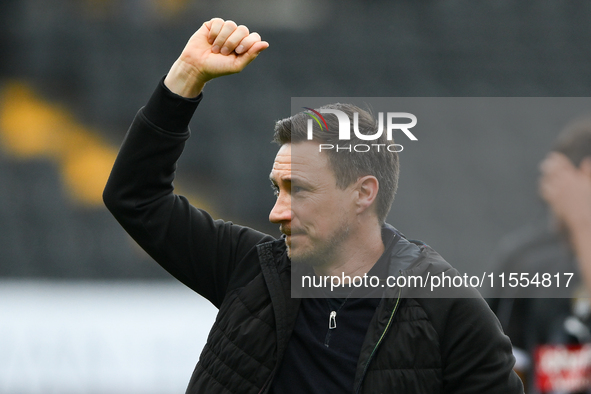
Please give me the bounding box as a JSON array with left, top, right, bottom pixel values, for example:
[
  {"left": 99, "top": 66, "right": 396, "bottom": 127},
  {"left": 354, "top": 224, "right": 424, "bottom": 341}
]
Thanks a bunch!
[{"left": 489, "top": 219, "right": 591, "bottom": 394}]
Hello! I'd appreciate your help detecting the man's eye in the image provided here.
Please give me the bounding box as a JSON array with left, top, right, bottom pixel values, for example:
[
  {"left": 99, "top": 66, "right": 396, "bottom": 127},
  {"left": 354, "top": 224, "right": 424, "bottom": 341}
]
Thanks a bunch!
[
  {"left": 292, "top": 186, "right": 304, "bottom": 194},
  {"left": 271, "top": 185, "right": 280, "bottom": 197}
]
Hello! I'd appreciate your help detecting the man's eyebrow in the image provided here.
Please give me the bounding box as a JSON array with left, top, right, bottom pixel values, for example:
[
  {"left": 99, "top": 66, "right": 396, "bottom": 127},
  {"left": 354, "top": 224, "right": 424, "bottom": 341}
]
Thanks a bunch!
[{"left": 269, "top": 173, "right": 291, "bottom": 184}]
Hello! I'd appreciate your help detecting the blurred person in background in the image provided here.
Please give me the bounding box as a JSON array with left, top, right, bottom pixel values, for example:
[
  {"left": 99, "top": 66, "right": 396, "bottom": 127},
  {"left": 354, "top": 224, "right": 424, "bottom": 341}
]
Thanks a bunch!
[
  {"left": 104, "top": 17, "right": 523, "bottom": 393},
  {"left": 490, "top": 119, "right": 591, "bottom": 393}
]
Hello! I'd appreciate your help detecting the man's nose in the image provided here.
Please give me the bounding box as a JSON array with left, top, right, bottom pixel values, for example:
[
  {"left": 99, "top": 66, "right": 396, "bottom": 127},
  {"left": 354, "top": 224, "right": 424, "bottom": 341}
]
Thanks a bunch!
[{"left": 269, "top": 193, "right": 292, "bottom": 224}]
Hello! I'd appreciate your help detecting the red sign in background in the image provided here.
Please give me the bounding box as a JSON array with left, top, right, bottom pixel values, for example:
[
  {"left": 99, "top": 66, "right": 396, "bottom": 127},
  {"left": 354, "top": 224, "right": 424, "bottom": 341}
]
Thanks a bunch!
[{"left": 535, "top": 344, "right": 591, "bottom": 392}]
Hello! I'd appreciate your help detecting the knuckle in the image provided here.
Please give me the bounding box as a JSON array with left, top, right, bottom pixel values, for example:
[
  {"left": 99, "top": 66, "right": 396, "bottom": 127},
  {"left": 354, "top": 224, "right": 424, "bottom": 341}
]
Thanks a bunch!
[
  {"left": 211, "top": 19, "right": 223, "bottom": 29},
  {"left": 225, "top": 20, "right": 237, "bottom": 28},
  {"left": 237, "top": 25, "right": 249, "bottom": 34}
]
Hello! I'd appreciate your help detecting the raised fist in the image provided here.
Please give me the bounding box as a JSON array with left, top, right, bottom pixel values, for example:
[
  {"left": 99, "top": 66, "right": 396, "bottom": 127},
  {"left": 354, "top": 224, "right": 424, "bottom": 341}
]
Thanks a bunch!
[{"left": 165, "top": 18, "right": 269, "bottom": 97}]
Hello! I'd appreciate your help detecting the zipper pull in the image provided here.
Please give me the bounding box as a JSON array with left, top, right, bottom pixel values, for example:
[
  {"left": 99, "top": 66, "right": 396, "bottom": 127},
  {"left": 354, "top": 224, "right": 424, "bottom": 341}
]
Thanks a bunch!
[{"left": 329, "top": 311, "right": 337, "bottom": 329}]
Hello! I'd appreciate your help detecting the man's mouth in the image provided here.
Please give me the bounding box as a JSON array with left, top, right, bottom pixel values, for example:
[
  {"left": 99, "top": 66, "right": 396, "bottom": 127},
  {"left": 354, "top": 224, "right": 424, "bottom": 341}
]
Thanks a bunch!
[
  {"left": 280, "top": 225, "right": 291, "bottom": 237},
  {"left": 281, "top": 227, "right": 305, "bottom": 237},
  {"left": 280, "top": 226, "right": 305, "bottom": 247}
]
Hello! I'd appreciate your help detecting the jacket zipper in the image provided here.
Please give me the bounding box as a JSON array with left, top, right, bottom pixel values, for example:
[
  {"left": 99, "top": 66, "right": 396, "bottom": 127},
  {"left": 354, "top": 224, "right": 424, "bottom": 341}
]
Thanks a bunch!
[
  {"left": 324, "top": 311, "right": 337, "bottom": 347},
  {"left": 354, "top": 287, "right": 401, "bottom": 394}
]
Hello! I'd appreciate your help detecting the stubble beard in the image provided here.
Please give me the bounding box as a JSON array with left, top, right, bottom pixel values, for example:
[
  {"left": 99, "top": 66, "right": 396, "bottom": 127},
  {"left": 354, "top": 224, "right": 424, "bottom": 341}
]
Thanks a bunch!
[{"left": 288, "top": 222, "right": 351, "bottom": 268}]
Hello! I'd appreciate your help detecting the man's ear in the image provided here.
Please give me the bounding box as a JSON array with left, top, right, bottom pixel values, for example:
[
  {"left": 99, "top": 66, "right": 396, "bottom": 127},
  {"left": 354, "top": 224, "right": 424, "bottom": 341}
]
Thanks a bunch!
[{"left": 354, "top": 175, "right": 379, "bottom": 215}]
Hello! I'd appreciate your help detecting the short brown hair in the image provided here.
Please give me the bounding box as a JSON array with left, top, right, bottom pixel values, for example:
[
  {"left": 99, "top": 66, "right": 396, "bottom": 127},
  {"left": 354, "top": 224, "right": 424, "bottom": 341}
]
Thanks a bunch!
[{"left": 273, "top": 103, "right": 400, "bottom": 224}]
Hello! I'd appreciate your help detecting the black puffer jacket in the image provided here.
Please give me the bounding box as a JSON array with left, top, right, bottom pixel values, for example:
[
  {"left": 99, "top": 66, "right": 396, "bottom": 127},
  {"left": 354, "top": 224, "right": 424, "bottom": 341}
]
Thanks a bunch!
[{"left": 103, "top": 79, "right": 524, "bottom": 394}]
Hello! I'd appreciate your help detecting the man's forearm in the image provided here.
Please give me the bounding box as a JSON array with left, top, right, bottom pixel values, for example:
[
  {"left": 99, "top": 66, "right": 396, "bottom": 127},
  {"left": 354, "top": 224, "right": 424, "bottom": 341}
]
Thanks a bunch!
[
  {"left": 102, "top": 78, "right": 200, "bottom": 223},
  {"left": 102, "top": 17, "right": 269, "bottom": 304}
]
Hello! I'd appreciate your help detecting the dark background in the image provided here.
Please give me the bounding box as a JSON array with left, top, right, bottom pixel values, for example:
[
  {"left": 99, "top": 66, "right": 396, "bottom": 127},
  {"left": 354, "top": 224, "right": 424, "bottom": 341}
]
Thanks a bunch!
[{"left": 1, "top": 0, "right": 591, "bottom": 279}]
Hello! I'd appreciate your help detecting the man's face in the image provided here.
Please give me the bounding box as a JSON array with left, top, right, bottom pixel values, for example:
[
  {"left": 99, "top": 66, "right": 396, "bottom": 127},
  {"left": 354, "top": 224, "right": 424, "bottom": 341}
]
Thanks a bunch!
[{"left": 269, "top": 141, "right": 357, "bottom": 266}]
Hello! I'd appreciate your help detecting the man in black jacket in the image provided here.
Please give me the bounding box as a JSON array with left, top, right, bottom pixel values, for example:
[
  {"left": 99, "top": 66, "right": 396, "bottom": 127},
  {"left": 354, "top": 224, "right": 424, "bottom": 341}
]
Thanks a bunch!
[
  {"left": 104, "top": 18, "right": 524, "bottom": 393},
  {"left": 489, "top": 119, "right": 591, "bottom": 393}
]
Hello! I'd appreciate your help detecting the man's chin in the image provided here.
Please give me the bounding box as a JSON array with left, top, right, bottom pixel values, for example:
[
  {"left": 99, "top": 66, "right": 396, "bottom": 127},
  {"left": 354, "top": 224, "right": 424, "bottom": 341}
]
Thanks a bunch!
[
  {"left": 284, "top": 236, "right": 329, "bottom": 266},
  {"left": 288, "top": 249, "right": 328, "bottom": 268},
  {"left": 284, "top": 234, "right": 301, "bottom": 259}
]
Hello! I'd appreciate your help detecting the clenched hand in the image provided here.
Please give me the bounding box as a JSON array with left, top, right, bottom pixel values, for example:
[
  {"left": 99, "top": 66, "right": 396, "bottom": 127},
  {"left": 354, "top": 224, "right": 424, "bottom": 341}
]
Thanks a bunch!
[{"left": 164, "top": 18, "right": 269, "bottom": 98}]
